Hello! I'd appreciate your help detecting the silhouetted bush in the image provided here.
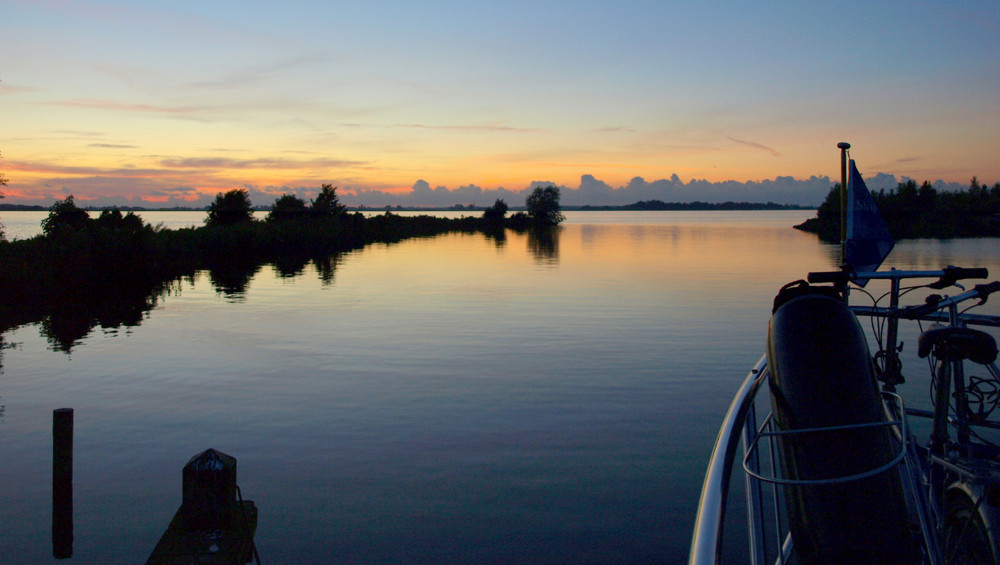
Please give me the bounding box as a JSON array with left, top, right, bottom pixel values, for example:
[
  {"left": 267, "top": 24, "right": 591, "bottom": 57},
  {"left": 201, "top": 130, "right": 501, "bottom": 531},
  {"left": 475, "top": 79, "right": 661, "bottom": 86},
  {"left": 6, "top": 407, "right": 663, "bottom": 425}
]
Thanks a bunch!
[
  {"left": 267, "top": 194, "right": 308, "bottom": 222},
  {"left": 483, "top": 198, "right": 508, "bottom": 222},
  {"left": 505, "top": 212, "right": 532, "bottom": 231},
  {"left": 42, "top": 195, "right": 92, "bottom": 236},
  {"left": 206, "top": 189, "right": 254, "bottom": 226}
]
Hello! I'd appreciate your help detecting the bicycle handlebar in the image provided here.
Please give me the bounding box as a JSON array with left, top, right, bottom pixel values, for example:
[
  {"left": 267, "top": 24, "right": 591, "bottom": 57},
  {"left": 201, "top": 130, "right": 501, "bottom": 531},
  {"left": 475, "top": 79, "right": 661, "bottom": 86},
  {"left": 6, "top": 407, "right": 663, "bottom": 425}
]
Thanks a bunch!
[
  {"left": 806, "top": 270, "right": 852, "bottom": 284},
  {"left": 928, "top": 267, "right": 990, "bottom": 289},
  {"left": 898, "top": 280, "right": 1000, "bottom": 320},
  {"left": 807, "top": 266, "right": 990, "bottom": 286}
]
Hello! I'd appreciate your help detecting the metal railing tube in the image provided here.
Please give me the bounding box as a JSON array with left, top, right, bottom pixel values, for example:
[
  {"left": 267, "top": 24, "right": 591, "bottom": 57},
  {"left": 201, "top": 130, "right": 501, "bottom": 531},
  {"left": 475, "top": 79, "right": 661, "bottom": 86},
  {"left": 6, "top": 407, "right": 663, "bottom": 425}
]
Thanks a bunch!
[
  {"left": 742, "top": 400, "right": 767, "bottom": 565},
  {"left": 689, "top": 356, "right": 769, "bottom": 565}
]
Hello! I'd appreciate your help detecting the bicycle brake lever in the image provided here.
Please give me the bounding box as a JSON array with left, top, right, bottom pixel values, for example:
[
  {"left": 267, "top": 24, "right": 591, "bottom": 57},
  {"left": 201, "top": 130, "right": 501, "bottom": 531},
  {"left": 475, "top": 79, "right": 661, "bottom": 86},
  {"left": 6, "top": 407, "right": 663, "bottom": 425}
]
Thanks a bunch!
[{"left": 974, "top": 281, "right": 1000, "bottom": 305}]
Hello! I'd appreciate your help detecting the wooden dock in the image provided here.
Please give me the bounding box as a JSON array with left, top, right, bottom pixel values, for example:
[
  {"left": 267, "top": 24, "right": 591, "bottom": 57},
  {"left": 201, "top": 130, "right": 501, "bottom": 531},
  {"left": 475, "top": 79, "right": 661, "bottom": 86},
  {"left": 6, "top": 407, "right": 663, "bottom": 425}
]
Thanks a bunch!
[
  {"left": 146, "top": 449, "right": 258, "bottom": 565},
  {"left": 146, "top": 501, "right": 257, "bottom": 564}
]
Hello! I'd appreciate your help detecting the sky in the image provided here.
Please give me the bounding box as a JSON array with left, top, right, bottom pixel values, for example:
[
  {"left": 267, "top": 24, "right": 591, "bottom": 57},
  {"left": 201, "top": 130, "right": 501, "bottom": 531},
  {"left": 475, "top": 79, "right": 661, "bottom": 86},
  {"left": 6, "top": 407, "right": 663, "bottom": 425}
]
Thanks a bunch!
[{"left": 2, "top": 0, "right": 998, "bottom": 208}]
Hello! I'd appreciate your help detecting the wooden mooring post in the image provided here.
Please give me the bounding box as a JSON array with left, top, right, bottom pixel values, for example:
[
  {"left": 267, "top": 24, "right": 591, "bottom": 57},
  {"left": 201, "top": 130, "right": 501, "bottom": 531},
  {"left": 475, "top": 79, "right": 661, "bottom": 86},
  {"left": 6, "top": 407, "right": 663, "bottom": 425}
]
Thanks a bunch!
[
  {"left": 53, "top": 408, "right": 73, "bottom": 559},
  {"left": 146, "top": 449, "right": 258, "bottom": 565}
]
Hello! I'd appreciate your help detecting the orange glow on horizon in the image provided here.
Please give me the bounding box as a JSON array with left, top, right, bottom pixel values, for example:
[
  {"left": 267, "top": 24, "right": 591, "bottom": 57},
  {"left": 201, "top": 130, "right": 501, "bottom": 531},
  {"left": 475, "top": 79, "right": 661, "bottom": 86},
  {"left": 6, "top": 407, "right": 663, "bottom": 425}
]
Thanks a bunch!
[{"left": 3, "top": 137, "right": 999, "bottom": 208}]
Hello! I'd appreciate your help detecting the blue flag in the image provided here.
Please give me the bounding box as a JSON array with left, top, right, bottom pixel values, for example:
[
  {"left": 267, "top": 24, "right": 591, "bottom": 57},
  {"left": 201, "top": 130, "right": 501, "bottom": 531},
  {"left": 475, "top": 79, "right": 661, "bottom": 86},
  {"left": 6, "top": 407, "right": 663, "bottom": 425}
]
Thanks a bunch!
[{"left": 845, "top": 159, "right": 893, "bottom": 285}]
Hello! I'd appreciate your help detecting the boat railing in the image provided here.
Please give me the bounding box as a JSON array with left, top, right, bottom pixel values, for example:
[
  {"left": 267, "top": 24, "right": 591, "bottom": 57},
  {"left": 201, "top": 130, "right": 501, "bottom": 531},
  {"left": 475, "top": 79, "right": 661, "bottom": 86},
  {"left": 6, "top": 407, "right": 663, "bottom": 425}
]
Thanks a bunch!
[
  {"left": 690, "top": 362, "right": 919, "bottom": 565},
  {"left": 743, "top": 393, "right": 908, "bottom": 486},
  {"left": 689, "top": 356, "right": 768, "bottom": 565}
]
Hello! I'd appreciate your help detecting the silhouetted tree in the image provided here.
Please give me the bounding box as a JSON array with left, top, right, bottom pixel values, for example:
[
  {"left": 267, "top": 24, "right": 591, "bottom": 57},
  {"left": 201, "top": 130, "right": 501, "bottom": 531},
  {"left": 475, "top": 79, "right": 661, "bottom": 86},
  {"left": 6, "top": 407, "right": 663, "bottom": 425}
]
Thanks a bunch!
[
  {"left": 525, "top": 185, "right": 564, "bottom": 226},
  {"left": 0, "top": 151, "right": 7, "bottom": 239},
  {"left": 970, "top": 177, "right": 983, "bottom": 197},
  {"left": 918, "top": 181, "right": 937, "bottom": 208},
  {"left": 311, "top": 184, "right": 347, "bottom": 217},
  {"left": 803, "top": 184, "right": 842, "bottom": 240},
  {"left": 206, "top": 189, "right": 254, "bottom": 226},
  {"left": 483, "top": 198, "right": 508, "bottom": 222},
  {"left": 42, "top": 195, "right": 92, "bottom": 236},
  {"left": 897, "top": 179, "right": 918, "bottom": 201},
  {"left": 267, "top": 194, "right": 308, "bottom": 222}
]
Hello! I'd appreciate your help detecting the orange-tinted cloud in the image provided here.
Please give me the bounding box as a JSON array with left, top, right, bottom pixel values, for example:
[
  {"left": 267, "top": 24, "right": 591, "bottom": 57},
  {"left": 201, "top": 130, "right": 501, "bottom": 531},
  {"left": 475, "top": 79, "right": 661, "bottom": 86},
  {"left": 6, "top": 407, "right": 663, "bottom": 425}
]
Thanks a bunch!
[
  {"left": 728, "top": 137, "right": 782, "bottom": 158},
  {"left": 47, "top": 98, "right": 204, "bottom": 114},
  {"left": 160, "top": 156, "right": 369, "bottom": 171}
]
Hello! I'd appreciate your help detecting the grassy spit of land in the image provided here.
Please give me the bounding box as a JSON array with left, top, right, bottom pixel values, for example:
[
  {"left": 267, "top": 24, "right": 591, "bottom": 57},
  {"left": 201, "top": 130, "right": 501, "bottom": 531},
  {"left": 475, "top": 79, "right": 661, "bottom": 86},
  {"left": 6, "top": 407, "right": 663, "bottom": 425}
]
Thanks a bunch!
[{"left": 0, "top": 188, "right": 563, "bottom": 349}]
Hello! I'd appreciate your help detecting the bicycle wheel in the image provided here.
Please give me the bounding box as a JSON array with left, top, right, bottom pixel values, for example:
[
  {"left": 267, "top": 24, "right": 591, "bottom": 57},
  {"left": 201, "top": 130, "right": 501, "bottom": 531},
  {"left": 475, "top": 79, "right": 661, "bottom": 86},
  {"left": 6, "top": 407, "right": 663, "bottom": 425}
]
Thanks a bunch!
[{"left": 943, "top": 491, "right": 995, "bottom": 565}]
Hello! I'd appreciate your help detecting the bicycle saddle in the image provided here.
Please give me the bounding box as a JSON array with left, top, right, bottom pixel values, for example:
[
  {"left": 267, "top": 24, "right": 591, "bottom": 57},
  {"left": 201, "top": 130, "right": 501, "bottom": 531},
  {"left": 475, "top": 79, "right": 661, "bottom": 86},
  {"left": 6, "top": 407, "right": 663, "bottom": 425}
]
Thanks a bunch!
[{"left": 917, "top": 326, "right": 998, "bottom": 364}]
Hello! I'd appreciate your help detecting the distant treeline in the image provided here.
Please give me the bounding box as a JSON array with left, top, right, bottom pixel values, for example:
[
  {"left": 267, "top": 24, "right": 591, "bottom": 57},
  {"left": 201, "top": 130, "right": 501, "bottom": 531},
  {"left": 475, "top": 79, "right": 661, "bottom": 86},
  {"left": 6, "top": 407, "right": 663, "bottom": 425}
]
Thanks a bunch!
[
  {"left": 795, "top": 178, "right": 1000, "bottom": 241},
  {"left": 573, "top": 200, "right": 809, "bottom": 211},
  {"left": 0, "top": 200, "right": 808, "bottom": 213},
  {"left": 0, "top": 204, "right": 48, "bottom": 211}
]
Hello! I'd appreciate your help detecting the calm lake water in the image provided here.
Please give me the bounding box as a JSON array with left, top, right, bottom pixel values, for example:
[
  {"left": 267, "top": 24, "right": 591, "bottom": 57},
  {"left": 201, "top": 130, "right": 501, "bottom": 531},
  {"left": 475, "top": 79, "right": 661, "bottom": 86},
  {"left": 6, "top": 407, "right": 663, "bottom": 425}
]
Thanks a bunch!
[{"left": 1, "top": 210, "right": 999, "bottom": 564}]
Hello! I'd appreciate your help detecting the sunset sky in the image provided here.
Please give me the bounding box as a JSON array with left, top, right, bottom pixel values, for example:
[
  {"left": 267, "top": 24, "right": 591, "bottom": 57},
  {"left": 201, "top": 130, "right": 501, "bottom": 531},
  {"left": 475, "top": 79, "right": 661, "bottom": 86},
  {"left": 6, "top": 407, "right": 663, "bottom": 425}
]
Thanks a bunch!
[{"left": 3, "top": 0, "right": 998, "bottom": 207}]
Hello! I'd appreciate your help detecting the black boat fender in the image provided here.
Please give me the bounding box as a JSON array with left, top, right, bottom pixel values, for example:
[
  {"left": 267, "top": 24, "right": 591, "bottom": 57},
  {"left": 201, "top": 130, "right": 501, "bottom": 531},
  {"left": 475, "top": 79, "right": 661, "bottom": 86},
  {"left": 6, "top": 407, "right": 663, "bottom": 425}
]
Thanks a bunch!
[{"left": 766, "top": 284, "right": 916, "bottom": 564}]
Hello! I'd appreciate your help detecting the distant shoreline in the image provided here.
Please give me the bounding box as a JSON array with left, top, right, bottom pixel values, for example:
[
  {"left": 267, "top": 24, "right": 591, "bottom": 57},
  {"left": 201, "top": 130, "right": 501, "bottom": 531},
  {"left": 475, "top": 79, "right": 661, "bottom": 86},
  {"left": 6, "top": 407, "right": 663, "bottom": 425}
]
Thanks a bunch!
[{"left": 1, "top": 200, "right": 814, "bottom": 213}]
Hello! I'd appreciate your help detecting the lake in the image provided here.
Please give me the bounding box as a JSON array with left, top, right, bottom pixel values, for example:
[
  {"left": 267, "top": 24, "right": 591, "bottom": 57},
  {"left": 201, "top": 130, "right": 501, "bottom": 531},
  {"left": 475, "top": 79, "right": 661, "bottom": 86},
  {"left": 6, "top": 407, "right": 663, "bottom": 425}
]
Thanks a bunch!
[{"left": 1, "top": 210, "right": 998, "bottom": 564}]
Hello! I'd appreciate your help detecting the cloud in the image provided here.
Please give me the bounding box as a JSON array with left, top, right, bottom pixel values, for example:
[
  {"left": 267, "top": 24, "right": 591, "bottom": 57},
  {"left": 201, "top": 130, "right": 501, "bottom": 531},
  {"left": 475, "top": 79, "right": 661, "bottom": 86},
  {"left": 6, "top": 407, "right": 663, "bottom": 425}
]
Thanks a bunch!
[
  {"left": 89, "top": 143, "right": 138, "bottom": 149},
  {"left": 47, "top": 98, "right": 204, "bottom": 114},
  {"left": 6, "top": 160, "right": 164, "bottom": 177},
  {"left": 0, "top": 81, "right": 36, "bottom": 95},
  {"left": 9, "top": 175, "right": 204, "bottom": 205},
  {"left": 398, "top": 123, "right": 537, "bottom": 132},
  {"left": 50, "top": 130, "right": 109, "bottom": 138},
  {"left": 151, "top": 186, "right": 201, "bottom": 195},
  {"left": 8, "top": 153, "right": 907, "bottom": 209},
  {"left": 183, "top": 55, "right": 330, "bottom": 91},
  {"left": 160, "top": 156, "right": 369, "bottom": 170},
  {"left": 728, "top": 137, "right": 782, "bottom": 158},
  {"left": 338, "top": 173, "right": 836, "bottom": 208},
  {"left": 1, "top": 171, "right": 843, "bottom": 209},
  {"left": 3, "top": 153, "right": 381, "bottom": 208}
]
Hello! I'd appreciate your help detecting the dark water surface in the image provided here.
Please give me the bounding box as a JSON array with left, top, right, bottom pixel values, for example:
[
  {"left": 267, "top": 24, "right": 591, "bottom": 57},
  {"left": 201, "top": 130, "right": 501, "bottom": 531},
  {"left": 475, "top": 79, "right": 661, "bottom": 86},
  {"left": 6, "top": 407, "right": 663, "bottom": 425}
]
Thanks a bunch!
[{"left": 1, "top": 211, "right": 998, "bottom": 564}]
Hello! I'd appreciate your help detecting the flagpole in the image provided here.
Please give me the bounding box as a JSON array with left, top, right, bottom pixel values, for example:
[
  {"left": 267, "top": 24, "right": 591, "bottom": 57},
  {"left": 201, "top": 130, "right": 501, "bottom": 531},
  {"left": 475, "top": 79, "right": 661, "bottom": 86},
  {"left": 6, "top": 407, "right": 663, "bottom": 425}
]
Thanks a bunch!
[{"left": 837, "top": 142, "right": 851, "bottom": 265}]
